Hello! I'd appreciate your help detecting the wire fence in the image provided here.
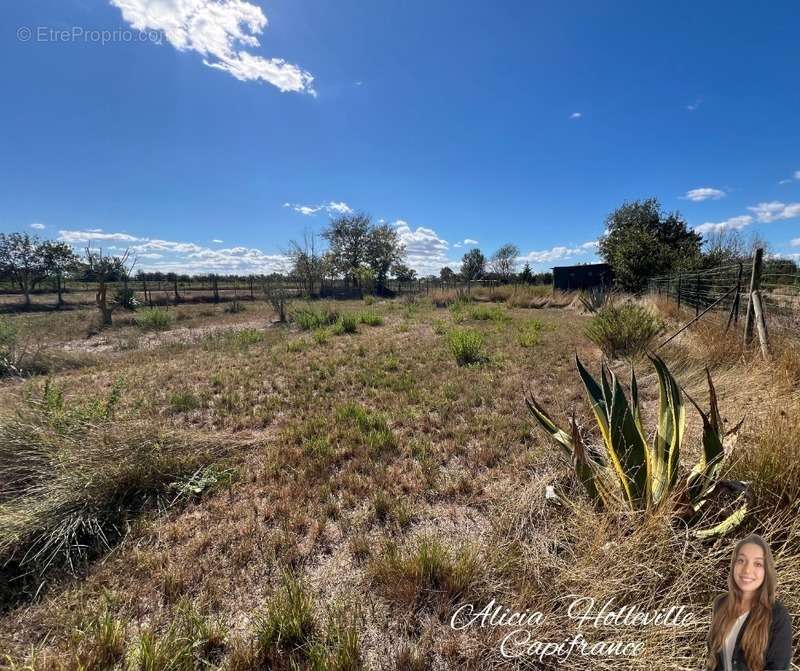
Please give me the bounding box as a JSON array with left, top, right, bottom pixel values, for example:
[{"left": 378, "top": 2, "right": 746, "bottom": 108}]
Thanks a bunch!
[
  {"left": 648, "top": 255, "right": 800, "bottom": 340},
  {"left": 0, "top": 275, "right": 510, "bottom": 311}
]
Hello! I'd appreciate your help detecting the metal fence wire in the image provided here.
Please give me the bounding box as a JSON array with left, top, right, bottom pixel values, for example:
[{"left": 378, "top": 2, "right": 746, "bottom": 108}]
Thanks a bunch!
[{"left": 648, "top": 254, "right": 800, "bottom": 339}]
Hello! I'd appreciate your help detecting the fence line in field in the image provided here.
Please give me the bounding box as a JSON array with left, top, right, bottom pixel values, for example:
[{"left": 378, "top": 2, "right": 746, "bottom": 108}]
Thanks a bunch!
[
  {"left": 648, "top": 250, "right": 800, "bottom": 354},
  {"left": 0, "top": 275, "right": 524, "bottom": 311}
]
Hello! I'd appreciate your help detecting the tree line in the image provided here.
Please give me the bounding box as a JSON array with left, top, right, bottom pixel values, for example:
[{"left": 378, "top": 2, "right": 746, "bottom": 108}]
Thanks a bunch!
[{"left": 3, "top": 198, "right": 794, "bottom": 321}]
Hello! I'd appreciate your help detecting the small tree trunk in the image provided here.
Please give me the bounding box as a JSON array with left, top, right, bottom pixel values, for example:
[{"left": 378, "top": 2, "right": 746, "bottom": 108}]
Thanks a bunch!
[
  {"left": 97, "top": 281, "right": 112, "bottom": 325},
  {"left": 56, "top": 273, "right": 64, "bottom": 308}
]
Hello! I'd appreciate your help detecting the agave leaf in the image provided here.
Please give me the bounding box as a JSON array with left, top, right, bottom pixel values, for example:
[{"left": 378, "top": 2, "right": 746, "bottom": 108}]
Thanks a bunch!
[
  {"left": 606, "top": 369, "right": 649, "bottom": 509},
  {"left": 576, "top": 356, "right": 611, "bottom": 447},
  {"left": 648, "top": 353, "right": 684, "bottom": 507},
  {"left": 684, "top": 369, "right": 729, "bottom": 504},
  {"left": 690, "top": 480, "right": 750, "bottom": 539},
  {"left": 692, "top": 499, "right": 749, "bottom": 539},
  {"left": 525, "top": 392, "right": 573, "bottom": 458},
  {"left": 570, "top": 412, "right": 609, "bottom": 507},
  {"left": 629, "top": 365, "right": 653, "bottom": 502}
]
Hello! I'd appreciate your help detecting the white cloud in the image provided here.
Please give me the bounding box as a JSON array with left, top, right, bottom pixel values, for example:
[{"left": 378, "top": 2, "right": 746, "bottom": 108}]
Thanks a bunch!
[
  {"left": 392, "top": 220, "right": 453, "bottom": 276},
  {"left": 747, "top": 201, "right": 800, "bottom": 223},
  {"left": 30, "top": 222, "right": 46, "bottom": 230},
  {"left": 463, "top": 238, "right": 478, "bottom": 245},
  {"left": 453, "top": 243, "right": 462, "bottom": 248},
  {"left": 693, "top": 215, "right": 753, "bottom": 235},
  {"left": 569, "top": 112, "right": 582, "bottom": 119},
  {"left": 56, "top": 229, "right": 290, "bottom": 274},
  {"left": 110, "top": 0, "right": 315, "bottom": 94},
  {"left": 683, "top": 187, "right": 726, "bottom": 202},
  {"left": 686, "top": 98, "right": 702, "bottom": 111},
  {"left": 790, "top": 238, "right": 800, "bottom": 247},
  {"left": 58, "top": 229, "right": 141, "bottom": 243},
  {"left": 326, "top": 201, "right": 353, "bottom": 215},
  {"left": 795, "top": 171, "right": 800, "bottom": 180},
  {"left": 283, "top": 200, "right": 353, "bottom": 217},
  {"left": 212, "top": 239, "right": 224, "bottom": 243},
  {"left": 779, "top": 179, "right": 792, "bottom": 185},
  {"left": 518, "top": 241, "right": 598, "bottom": 267}
]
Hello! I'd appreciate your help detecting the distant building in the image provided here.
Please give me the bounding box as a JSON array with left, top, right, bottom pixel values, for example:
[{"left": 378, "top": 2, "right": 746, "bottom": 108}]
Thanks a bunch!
[{"left": 552, "top": 263, "right": 613, "bottom": 291}]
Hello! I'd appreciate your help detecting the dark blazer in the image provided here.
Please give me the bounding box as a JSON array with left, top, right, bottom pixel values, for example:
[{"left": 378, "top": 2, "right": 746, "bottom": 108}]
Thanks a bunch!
[{"left": 709, "top": 594, "right": 793, "bottom": 671}]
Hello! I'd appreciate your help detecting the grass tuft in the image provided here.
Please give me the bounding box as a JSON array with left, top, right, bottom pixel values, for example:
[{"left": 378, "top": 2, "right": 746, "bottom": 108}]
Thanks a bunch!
[
  {"left": 447, "top": 328, "right": 485, "bottom": 366},
  {"left": 584, "top": 302, "right": 664, "bottom": 359}
]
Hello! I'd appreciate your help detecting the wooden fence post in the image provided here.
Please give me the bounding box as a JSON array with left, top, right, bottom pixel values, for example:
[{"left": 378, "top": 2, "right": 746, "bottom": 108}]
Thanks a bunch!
[
  {"left": 752, "top": 290, "right": 770, "bottom": 359},
  {"left": 743, "top": 248, "right": 764, "bottom": 346}
]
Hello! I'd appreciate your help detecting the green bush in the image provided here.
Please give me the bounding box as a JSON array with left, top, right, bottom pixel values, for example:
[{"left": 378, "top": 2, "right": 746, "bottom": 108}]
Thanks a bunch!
[
  {"left": 584, "top": 302, "right": 664, "bottom": 359},
  {"left": 112, "top": 287, "right": 138, "bottom": 310},
  {"left": 135, "top": 308, "right": 174, "bottom": 331},
  {"left": 447, "top": 328, "right": 484, "bottom": 366},
  {"left": 467, "top": 304, "right": 510, "bottom": 322},
  {"left": 333, "top": 314, "right": 358, "bottom": 335},
  {"left": 517, "top": 319, "right": 544, "bottom": 348},
  {"left": 358, "top": 311, "right": 383, "bottom": 327},
  {"left": 291, "top": 304, "right": 339, "bottom": 331}
]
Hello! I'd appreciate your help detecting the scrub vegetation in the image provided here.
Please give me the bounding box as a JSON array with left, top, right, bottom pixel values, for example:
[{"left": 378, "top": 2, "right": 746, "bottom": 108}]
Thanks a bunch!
[{"left": 0, "top": 291, "right": 798, "bottom": 670}]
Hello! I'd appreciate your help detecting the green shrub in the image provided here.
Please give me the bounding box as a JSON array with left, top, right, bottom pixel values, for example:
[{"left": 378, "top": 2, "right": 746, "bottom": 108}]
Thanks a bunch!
[
  {"left": 291, "top": 304, "right": 339, "bottom": 331},
  {"left": 584, "top": 302, "right": 664, "bottom": 359},
  {"left": 363, "top": 295, "right": 375, "bottom": 306},
  {"left": 358, "top": 311, "right": 383, "bottom": 327},
  {"left": 112, "top": 287, "right": 138, "bottom": 310},
  {"left": 447, "top": 328, "right": 484, "bottom": 366},
  {"left": 333, "top": 314, "right": 358, "bottom": 335},
  {"left": 517, "top": 319, "right": 544, "bottom": 348},
  {"left": 227, "top": 328, "right": 263, "bottom": 347},
  {"left": 135, "top": 308, "right": 174, "bottom": 331},
  {"left": 467, "top": 304, "right": 510, "bottom": 322}
]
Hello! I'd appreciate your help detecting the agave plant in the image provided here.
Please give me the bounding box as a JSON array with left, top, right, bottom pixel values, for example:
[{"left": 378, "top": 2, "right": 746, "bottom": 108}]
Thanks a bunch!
[{"left": 526, "top": 354, "right": 749, "bottom": 538}]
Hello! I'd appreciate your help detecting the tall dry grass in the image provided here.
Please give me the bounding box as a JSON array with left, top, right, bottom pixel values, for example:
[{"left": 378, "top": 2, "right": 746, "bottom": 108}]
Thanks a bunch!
[{"left": 0, "top": 382, "right": 217, "bottom": 608}]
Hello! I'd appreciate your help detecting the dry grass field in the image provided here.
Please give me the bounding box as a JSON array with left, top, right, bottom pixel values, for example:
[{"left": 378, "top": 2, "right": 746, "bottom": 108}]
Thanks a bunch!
[{"left": 0, "top": 292, "right": 798, "bottom": 670}]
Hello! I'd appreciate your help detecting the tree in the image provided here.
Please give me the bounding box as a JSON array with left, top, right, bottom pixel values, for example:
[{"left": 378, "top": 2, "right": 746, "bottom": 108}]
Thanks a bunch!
[
  {"left": 321, "top": 213, "right": 372, "bottom": 286},
  {"left": 366, "top": 223, "right": 404, "bottom": 295},
  {"left": 41, "top": 241, "right": 79, "bottom": 308},
  {"left": 288, "top": 233, "right": 324, "bottom": 297},
  {"left": 392, "top": 262, "right": 416, "bottom": 283},
  {"left": 84, "top": 247, "right": 134, "bottom": 326},
  {"left": 461, "top": 248, "right": 486, "bottom": 284},
  {"left": 519, "top": 262, "right": 533, "bottom": 284},
  {"left": 0, "top": 233, "right": 51, "bottom": 309},
  {"left": 598, "top": 198, "right": 702, "bottom": 292},
  {"left": 439, "top": 266, "right": 456, "bottom": 284},
  {"left": 489, "top": 243, "right": 520, "bottom": 283}
]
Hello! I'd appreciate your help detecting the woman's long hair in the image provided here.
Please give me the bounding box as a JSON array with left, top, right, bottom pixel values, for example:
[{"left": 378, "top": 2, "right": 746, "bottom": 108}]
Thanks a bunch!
[{"left": 706, "top": 534, "right": 777, "bottom": 671}]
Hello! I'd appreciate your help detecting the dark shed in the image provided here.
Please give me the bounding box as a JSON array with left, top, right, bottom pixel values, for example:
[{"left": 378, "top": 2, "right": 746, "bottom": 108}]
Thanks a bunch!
[{"left": 552, "top": 263, "right": 613, "bottom": 291}]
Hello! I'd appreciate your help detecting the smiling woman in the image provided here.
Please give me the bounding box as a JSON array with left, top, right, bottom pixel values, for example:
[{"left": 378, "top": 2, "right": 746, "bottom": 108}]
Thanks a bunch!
[{"left": 706, "top": 534, "right": 793, "bottom": 671}]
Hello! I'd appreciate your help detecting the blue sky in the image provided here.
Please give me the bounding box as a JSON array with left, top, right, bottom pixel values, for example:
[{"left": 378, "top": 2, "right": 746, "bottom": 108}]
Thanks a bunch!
[{"left": 1, "top": 0, "right": 799, "bottom": 275}]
